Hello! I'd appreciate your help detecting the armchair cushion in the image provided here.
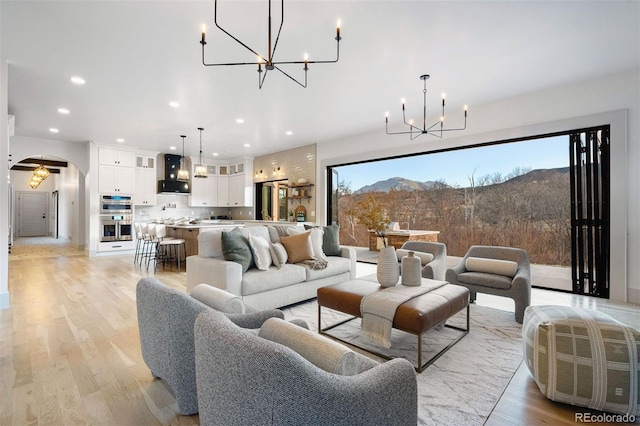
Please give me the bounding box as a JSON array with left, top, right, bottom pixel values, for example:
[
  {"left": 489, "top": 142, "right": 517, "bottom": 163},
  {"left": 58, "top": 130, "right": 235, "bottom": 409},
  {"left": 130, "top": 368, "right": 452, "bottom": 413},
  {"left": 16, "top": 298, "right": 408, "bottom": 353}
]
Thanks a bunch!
[
  {"left": 465, "top": 256, "right": 518, "bottom": 277},
  {"left": 259, "top": 317, "right": 359, "bottom": 375},
  {"left": 190, "top": 284, "right": 245, "bottom": 314},
  {"left": 458, "top": 271, "right": 513, "bottom": 289},
  {"left": 396, "top": 249, "right": 434, "bottom": 265}
]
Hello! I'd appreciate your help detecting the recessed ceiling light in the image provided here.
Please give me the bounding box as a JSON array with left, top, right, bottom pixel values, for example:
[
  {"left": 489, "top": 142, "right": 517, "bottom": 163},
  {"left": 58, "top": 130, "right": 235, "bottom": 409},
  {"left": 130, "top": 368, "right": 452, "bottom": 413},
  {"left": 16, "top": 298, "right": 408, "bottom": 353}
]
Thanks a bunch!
[
  {"left": 212, "top": 152, "right": 219, "bottom": 156},
  {"left": 236, "top": 118, "right": 245, "bottom": 124},
  {"left": 169, "top": 101, "right": 180, "bottom": 108},
  {"left": 169, "top": 146, "right": 177, "bottom": 150},
  {"left": 49, "top": 128, "right": 59, "bottom": 133},
  {"left": 116, "top": 138, "right": 125, "bottom": 143},
  {"left": 243, "top": 143, "right": 250, "bottom": 147},
  {"left": 70, "top": 76, "right": 85, "bottom": 85},
  {"left": 58, "top": 108, "right": 70, "bottom": 114},
  {"left": 285, "top": 131, "right": 293, "bottom": 136}
]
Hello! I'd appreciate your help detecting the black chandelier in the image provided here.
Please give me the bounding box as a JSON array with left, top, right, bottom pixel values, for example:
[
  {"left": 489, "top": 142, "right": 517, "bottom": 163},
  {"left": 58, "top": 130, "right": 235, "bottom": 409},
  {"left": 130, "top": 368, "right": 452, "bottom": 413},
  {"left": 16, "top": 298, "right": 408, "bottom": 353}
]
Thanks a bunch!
[
  {"left": 200, "top": 0, "right": 342, "bottom": 89},
  {"left": 385, "top": 74, "right": 467, "bottom": 140}
]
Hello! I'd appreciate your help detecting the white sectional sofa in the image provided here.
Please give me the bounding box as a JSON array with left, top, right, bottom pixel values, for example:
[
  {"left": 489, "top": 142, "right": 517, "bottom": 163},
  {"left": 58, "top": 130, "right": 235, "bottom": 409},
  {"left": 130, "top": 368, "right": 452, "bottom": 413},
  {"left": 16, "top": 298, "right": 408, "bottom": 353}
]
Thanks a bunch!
[{"left": 186, "top": 224, "right": 356, "bottom": 310}]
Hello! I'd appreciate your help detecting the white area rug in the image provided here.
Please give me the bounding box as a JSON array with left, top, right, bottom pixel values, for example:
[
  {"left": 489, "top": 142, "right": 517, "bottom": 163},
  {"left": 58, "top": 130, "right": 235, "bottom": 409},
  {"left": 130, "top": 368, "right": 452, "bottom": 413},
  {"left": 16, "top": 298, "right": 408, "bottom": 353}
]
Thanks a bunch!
[{"left": 282, "top": 300, "right": 523, "bottom": 426}]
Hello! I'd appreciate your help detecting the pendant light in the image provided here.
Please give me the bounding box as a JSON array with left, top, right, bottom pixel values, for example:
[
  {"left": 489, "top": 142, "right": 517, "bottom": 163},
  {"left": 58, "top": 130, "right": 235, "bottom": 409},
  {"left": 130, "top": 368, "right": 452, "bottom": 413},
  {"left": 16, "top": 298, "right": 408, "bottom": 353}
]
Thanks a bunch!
[
  {"left": 177, "top": 135, "right": 189, "bottom": 181},
  {"left": 194, "top": 127, "right": 208, "bottom": 178}
]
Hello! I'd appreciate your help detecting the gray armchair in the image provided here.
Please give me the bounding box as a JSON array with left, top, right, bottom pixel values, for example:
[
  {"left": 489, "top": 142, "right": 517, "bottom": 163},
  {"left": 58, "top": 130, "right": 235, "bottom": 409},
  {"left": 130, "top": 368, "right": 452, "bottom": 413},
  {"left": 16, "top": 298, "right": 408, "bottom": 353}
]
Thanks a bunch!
[
  {"left": 445, "top": 245, "right": 531, "bottom": 323},
  {"left": 400, "top": 241, "right": 447, "bottom": 281},
  {"left": 136, "top": 277, "right": 284, "bottom": 415},
  {"left": 194, "top": 309, "right": 418, "bottom": 426}
]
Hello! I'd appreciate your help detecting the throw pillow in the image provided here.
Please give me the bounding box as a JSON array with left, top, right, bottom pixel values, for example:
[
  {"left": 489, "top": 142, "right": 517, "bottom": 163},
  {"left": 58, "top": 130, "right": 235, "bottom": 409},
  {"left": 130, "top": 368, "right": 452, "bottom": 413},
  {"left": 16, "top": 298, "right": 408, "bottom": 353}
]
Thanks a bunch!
[
  {"left": 465, "top": 257, "right": 518, "bottom": 278},
  {"left": 190, "top": 284, "right": 245, "bottom": 314},
  {"left": 259, "top": 317, "right": 359, "bottom": 375},
  {"left": 308, "top": 228, "right": 327, "bottom": 261},
  {"left": 280, "top": 231, "right": 314, "bottom": 264},
  {"left": 221, "top": 228, "right": 255, "bottom": 273},
  {"left": 305, "top": 224, "right": 341, "bottom": 256},
  {"left": 269, "top": 242, "right": 288, "bottom": 268},
  {"left": 197, "top": 229, "right": 225, "bottom": 258},
  {"left": 396, "top": 249, "right": 434, "bottom": 265},
  {"left": 249, "top": 235, "right": 273, "bottom": 271}
]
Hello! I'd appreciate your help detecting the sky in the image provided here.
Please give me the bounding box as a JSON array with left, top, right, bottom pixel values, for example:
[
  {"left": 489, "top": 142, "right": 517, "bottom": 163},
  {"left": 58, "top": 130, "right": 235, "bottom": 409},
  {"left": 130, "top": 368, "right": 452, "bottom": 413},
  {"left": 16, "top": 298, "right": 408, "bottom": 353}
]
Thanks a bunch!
[{"left": 335, "top": 135, "right": 570, "bottom": 191}]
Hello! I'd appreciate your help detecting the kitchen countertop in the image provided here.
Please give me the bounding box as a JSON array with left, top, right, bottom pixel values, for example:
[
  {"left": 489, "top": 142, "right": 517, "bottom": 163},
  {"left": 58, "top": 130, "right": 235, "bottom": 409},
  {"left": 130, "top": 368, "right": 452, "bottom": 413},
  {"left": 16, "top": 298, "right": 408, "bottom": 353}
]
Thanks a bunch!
[{"left": 156, "top": 220, "right": 315, "bottom": 229}]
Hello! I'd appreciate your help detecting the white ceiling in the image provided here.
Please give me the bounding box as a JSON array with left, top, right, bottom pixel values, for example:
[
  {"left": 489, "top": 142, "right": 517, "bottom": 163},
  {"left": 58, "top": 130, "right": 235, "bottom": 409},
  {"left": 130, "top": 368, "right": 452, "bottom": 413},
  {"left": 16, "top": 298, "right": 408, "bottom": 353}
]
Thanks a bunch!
[{"left": 2, "top": 1, "right": 639, "bottom": 160}]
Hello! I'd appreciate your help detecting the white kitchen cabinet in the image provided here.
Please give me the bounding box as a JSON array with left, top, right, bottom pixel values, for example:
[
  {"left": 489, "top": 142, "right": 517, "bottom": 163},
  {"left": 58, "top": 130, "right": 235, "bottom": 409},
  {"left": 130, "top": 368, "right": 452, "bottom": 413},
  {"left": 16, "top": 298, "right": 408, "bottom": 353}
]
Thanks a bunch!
[
  {"left": 136, "top": 154, "right": 156, "bottom": 169},
  {"left": 99, "top": 164, "right": 134, "bottom": 194},
  {"left": 217, "top": 175, "right": 229, "bottom": 206},
  {"left": 134, "top": 168, "right": 156, "bottom": 205},
  {"left": 188, "top": 162, "right": 217, "bottom": 206},
  {"left": 99, "top": 147, "right": 135, "bottom": 167}
]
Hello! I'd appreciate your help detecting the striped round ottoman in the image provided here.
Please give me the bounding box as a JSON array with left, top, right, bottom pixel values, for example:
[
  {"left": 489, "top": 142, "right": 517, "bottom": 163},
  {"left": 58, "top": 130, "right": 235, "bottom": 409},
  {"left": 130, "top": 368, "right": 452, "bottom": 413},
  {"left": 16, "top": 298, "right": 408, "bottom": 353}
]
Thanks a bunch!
[{"left": 523, "top": 305, "right": 639, "bottom": 416}]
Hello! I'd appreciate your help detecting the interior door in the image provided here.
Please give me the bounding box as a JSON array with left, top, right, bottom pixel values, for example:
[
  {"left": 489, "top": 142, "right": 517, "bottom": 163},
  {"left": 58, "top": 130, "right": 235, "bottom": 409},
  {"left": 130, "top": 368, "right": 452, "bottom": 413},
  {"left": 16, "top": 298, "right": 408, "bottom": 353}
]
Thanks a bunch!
[{"left": 18, "top": 191, "right": 48, "bottom": 237}]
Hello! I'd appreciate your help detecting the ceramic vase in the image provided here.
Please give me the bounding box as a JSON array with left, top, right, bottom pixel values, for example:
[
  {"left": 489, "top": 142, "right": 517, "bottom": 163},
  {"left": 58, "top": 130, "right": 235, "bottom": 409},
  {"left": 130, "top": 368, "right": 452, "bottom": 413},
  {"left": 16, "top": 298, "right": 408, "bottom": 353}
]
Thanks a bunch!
[
  {"left": 401, "top": 251, "right": 422, "bottom": 286},
  {"left": 377, "top": 246, "right": 399, "bottom": 287}
]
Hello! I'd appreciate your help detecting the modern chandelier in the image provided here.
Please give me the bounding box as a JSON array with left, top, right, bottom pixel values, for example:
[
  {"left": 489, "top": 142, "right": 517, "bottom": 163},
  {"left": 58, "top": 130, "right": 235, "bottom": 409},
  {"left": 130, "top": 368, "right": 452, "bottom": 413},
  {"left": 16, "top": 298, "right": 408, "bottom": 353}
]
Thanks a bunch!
[
  {"left": 385, "top": 74, "right": 468, "bottom": 140},
  {"left": 29, "top": 162, "right": 50, "bottom": 189},
  {"left": 199, "top": 0, "right": 342, "bottom": 89},
  {"left": 194, "top": 128, "right": 208, "bottom": 178},
  {"left": 177, "top": 135, "right": 189, "bottom": 181}
]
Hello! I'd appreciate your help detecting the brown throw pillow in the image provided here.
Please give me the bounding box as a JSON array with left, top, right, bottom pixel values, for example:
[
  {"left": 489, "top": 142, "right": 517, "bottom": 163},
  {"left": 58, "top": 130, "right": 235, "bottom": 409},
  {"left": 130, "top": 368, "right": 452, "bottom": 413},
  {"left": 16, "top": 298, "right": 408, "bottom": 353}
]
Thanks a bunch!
[{"left": 280, "top": 231, "right": 314, "bottom": 264}]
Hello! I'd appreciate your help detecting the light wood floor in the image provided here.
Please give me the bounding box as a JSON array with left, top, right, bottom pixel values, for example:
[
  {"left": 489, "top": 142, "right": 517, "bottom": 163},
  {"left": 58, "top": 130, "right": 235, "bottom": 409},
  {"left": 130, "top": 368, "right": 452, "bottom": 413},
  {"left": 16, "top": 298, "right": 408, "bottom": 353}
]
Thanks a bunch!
[{"left": 2, "top": 238, "right": 638, "bottom": 425}]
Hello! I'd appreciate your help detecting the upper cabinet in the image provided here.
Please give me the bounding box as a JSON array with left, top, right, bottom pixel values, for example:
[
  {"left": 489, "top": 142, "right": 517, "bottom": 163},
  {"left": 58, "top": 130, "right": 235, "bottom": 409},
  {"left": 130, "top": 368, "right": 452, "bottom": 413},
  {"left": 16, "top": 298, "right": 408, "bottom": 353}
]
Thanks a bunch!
[
  {"left": 99, "top": 165, "right": 134, "bottom": 194},
  {"left": 188, "top": 159, "right": 217, "bottom": 207},
  {"left": 136, "top": 154, "right": 156, "bottom": 169},
  {"left": 99, "top": 147, "right": 135, "bottom": 167}
]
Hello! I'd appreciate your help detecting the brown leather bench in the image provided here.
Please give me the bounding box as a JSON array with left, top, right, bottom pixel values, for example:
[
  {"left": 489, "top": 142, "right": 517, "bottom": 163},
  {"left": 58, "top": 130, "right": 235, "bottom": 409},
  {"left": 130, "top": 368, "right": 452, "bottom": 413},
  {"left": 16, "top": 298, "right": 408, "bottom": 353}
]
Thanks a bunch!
[{"left": 317, "top": 277, "right": 470, "bottom": 372}]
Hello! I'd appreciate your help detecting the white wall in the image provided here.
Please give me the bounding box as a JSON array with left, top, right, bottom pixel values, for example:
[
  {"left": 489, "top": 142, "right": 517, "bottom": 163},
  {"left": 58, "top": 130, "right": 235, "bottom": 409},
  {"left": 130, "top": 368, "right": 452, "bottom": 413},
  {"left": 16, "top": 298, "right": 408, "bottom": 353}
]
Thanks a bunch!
[
  {"left": 317, "top": 69, "right": 640, "bottom": 304},
  {"left": 0, "top": 58, "right": 8, "bottom": 309},
  {"left": 58, "top": 163, "right": 81, "bottom": 245}
]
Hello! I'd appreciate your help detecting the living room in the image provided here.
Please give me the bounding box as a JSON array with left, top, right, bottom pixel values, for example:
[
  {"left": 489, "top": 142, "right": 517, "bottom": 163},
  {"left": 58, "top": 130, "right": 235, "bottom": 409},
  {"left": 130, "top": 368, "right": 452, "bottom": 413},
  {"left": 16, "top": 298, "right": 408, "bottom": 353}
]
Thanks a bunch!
[{"left": 1, "top": 1, "right": 639, "bottom": 425}]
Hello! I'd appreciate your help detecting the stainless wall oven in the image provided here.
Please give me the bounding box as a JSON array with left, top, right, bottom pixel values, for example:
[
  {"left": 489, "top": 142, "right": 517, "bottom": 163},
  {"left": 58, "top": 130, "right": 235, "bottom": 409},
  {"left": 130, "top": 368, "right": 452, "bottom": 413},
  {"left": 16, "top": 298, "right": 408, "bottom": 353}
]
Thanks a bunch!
[
  {"left": 100, "top": 214, "right": 132, "bottom": 242},
  {"left": 100, "top": 194, "right": 133, "bottom": 214}
]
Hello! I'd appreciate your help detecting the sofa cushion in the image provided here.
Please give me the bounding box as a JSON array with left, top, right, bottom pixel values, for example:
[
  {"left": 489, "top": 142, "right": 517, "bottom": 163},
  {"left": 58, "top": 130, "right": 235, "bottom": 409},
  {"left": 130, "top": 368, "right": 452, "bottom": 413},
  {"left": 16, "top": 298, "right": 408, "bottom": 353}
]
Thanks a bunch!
[
  {"left": 305, "top": 224, "right": 341, "bottom": 256},
  {"left": 457, "top": 271, "right": 513, "bottom": 289},
  {"left": 465, "top": 257, "right": 518, "bottom": 277},
  {"left": 249, "top": 235, "right": 273, "bottom": 271},
  {"left": 280, "top": 231, "right": 315, "bottom": 263},
  {"left": 198, "top": 229, "right": 225, "bottom": 258},
  {"left": 269, "top": 242, "right": 288, "bottom": 268},
  {"left": 259, "top": 317, "right": 359, "bottom": 375},
  {"left": 303, "top": 256, "right": 351, "bottom": 281},
  {"left": 241, "top": 264, "right": 307, "bottom": 296},
  {"left": 190, "top": 284, "right": 245, "bottom": 314},
  {"left": 245, "top": 225, "right": 271, "bottom": 242},
  {"left": 396, "top": 249, "right": 434, "bottom": 265},
  {"left": 221, "top": 228, "right": 255, "bottom": 273}
]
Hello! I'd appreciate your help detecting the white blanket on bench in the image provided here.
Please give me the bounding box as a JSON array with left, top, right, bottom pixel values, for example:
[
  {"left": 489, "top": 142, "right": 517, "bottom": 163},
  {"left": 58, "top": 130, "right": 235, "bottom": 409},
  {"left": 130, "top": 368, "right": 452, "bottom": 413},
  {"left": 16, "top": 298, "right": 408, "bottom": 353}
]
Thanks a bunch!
[{"left": 360, "top": 281, "right": 447, "bottom": 348}]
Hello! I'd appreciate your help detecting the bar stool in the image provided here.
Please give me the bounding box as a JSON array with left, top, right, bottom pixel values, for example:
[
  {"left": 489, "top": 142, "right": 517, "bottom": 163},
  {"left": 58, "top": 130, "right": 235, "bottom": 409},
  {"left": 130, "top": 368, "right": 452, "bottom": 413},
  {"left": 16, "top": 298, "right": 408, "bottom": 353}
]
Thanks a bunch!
[
  {"left": 133, "top": 223, "right": 144, "bottom": 264},
  {"left": 139, "top": 223, "right": 159, "bottom": 267},
  {"left": 153, "top": 225, "right": 187, "bottom": 273}
]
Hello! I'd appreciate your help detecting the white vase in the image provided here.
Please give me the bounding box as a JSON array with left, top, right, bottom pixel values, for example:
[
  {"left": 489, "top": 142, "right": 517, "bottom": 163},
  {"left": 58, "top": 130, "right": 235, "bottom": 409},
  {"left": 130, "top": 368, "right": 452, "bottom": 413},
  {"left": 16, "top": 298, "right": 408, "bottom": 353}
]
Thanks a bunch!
[
  {"left": 377, "top": 246, "right": 399, "bottom": 287},
  {"left": 401, "top": 251, "right": 422, "bottom": 286}
]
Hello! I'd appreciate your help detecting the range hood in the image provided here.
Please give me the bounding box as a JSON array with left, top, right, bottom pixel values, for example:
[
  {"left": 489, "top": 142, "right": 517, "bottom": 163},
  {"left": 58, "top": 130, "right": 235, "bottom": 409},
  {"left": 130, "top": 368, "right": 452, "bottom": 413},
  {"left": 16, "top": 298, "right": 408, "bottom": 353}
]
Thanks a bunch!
[{"left": 158, "top": 154, "right": 190, "bottom": 193}]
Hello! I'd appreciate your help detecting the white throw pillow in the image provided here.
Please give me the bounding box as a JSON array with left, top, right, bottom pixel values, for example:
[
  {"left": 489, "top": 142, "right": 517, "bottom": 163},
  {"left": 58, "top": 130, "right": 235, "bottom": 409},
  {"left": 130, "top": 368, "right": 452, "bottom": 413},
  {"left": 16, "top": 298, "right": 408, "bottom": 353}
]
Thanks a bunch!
[
  {"left": 465, "top": 257, "right": 518, "bottom": 278},
  {"left": 308, "top": 228, "right": 327, "bottom": 261},
  {"left": 269, "top": 242, "right": 288, "bottom": 268},
  {"left": 248, "top": 235, "right": 273, "bottom": 271},
  {"left": 259, "top": 317, "right": 359, "bottom": 375},
  {"left": 198, "top": 229, "right": 225, "bottom": 258},
  {"left": 396, "top": 249, "right": 434, "bottom": 265},
  {"left": 190, "top": 284, "right": 245, "bottom": 314}
]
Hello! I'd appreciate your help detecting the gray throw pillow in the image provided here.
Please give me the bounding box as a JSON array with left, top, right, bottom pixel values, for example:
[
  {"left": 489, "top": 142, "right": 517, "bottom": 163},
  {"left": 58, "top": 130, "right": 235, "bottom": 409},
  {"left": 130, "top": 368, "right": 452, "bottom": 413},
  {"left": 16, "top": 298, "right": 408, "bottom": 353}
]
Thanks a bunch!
[
  {"left": 221, "top": 228, "right": 254, "bottom": 273},
  {"left": 305, "top": 224, "right": 341, "bottom": 256}
]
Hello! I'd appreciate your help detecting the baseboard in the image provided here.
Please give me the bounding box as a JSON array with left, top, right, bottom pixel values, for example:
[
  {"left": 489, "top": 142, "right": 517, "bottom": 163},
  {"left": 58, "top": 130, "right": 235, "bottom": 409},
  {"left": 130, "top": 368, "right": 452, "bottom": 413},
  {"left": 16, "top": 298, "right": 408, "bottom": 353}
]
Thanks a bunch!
[
  {"left": 627, "top": 287, "right": 640, "bottom": 305},
  {"left": 0, "top": 291, "right": 9, "bottom": 310}
]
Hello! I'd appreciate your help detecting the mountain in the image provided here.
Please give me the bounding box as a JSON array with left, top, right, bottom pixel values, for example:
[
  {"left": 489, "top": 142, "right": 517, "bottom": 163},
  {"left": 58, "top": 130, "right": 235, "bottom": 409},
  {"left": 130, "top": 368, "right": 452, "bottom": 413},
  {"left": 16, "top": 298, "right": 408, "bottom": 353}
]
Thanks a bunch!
[
  {"left": 354, "top": 167, "right": 570, "bottom": 193},
  {"left": 355, "top": 177, "right": 438, "bottom": 194}
]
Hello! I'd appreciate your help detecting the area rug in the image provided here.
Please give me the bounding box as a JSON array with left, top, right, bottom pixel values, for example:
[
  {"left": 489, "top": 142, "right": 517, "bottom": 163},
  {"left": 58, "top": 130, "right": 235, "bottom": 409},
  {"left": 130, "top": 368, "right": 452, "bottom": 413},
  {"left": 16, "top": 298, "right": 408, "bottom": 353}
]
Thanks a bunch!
[{"left": 281, "top": 300, "right": 523, "bottom": 426}]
